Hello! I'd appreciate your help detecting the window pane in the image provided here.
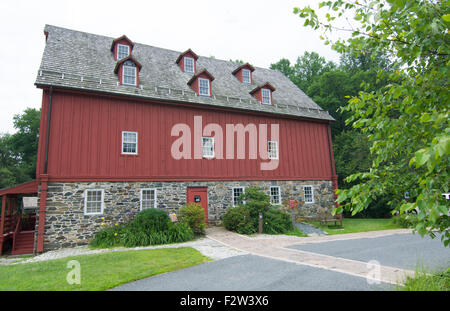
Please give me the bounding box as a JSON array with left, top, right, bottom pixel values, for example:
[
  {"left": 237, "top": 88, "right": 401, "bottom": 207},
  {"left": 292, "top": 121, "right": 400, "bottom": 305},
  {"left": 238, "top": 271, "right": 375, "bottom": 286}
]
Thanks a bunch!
[
  {"left": 270, "top": 187, "right": 280, "bottom": 204},
  {"left": 202, "top": 137, "right": 214, "bottom": 157},
  {"left": 199, "top": 79, "right": 210, "bottom": 96},
  {"left": 86, "top": 190, "right": 102, "bottom": 214},
  {"left": 262, "top": 89, "right": 271, "bottom": 104},
  {"left": 123, "top": 65, "right": 136, "bottom": 85},
  {"left": 268, "top": 141, "right": 278, "bottom": 159},
  {"left": 233, "top": 187, "right": 244, "bottom": 206},
  {"left": 118, "top": 45, "right": 129, "bottom": 60},
  {"left": 242, "top": 69, "right": 250, "bottom": 83},
  {"left": 142, "top": 189, "right": 156, "bottom": 209},
  {"left": 304, "top": 186, "right": 313, "bottom": 203},
  {"left": 185, "top": 57, "right": 194, "bottom": 73}
]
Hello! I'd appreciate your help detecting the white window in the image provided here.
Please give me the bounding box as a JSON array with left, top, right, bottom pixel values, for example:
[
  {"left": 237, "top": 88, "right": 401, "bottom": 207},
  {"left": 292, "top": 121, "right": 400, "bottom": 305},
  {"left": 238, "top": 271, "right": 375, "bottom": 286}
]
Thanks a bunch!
[
  {"left": 122, "top": 131, "right": 138, "bottom": 154},
  {"left": 304, "top": 186, "right": 314, "bottom": 203},
  {"left": 262, "top": 88, "right": 271, "bottom": 105},
  {"left": 268, "top": 141, "right": 278, "bottom": 159},
  {"left": 117, "top": 44, "right": 130, "bottom": 60},
  {"left": 242, "top": 69, "right": 251, "bottom": 83},
  {"left": 122, "top": 61, "right": 137, "bottom": 86},
  {"left": 198, "top": 78, "right": 210, "bottom": 96},
  {"left": 184, "top": 57, "right": 194, "bottom": 73},
  {"left": 140, "top": 189, "right": 157, "bottom": 210},
  {"left": 232, "top": 187, "right": 245, "bottom": 206},
  {"left": 202, "top": 137, "right": 214, "bottom": 158},
  {"left": 84, "top": 189, "right": 104, "bottom": 215},
  {"left": 270, "top": 186, "right": 281, "bottom": 205}
]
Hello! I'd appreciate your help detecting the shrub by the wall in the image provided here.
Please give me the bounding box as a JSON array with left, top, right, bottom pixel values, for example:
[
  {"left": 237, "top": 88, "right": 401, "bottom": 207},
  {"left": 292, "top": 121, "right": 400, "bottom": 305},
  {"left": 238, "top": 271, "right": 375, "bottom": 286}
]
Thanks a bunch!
[
  {"left": 178, "top": 203, "right": 206, "bottom": 235},
  {"left": 222, "top": 205, "right": 256, "bottom": 235},
  {"left": 90, "top": 208, "right": 194, "bottom": 248},
  {"left": 263, "top": 207, "right": 293, "bottom": 234}
]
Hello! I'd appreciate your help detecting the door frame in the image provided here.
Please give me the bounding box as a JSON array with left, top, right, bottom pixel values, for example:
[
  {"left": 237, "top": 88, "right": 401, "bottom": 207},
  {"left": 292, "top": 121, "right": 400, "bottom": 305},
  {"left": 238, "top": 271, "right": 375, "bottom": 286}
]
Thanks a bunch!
[{"left": 186, "top": 187, "right": 208, "bottom": 224}]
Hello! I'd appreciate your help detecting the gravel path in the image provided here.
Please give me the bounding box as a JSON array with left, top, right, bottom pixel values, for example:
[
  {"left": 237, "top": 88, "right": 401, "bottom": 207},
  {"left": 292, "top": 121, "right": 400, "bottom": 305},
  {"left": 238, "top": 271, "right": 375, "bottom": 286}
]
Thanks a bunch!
[
  {"left": 1, "top": 237, "right": 246, "bottom": 265},
  {"left": 295, "top": 222, "right": 327, "bottom": 236}
]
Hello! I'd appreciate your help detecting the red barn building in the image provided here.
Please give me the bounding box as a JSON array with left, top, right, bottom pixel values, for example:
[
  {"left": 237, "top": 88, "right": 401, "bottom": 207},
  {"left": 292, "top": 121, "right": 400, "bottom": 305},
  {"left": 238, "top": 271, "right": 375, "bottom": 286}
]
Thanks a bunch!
[{"left": 0, "top": 25, "right": 338, "bottom": 254}]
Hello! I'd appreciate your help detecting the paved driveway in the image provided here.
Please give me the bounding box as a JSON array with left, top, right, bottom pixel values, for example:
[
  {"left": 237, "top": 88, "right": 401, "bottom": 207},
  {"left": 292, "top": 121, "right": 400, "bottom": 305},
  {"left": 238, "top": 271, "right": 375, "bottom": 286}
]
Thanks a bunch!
[
  {"left": 112, "top": 254, "right": 392, "bottom": 291},
  {"left": 112, "top": 229, "right": 448, "bottom": 291}
]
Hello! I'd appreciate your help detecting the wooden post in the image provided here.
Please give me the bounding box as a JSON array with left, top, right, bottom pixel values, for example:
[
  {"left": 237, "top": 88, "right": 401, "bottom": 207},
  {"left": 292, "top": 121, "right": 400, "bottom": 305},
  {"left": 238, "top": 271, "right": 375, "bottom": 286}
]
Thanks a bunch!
[
  {"left": 0, "top": 195, "right": 6, "bottom": 256},
  {"left": 258, "top": 213, "right": 263, "bottom": 234}
]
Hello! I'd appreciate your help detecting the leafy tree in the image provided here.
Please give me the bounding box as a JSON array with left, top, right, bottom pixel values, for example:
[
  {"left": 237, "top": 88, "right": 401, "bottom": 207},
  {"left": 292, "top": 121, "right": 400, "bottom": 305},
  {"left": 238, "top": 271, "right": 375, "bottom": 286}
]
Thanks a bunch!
[
  {"left": 295, "top": 0, "right": 450, "bottom": 244},
  {"left": 0, "top": 108, "right": 40, "bottom": 188}
]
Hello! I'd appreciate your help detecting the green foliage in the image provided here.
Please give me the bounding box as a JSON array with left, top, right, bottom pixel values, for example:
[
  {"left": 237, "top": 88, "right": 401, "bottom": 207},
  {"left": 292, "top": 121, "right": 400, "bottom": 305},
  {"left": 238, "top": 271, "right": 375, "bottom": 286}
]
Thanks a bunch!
[
  {"left": 400, "top": 268, "right": 450, "bottom": 291},
  {"left": 178, "top": 203, "right": 206, "bottom": 235},
  {"left": 222, "top": 205, "right": 256, "bottom": 235},
  {"left": 0, "top": 108, "right": 40, "bottom": 188},
  {"left": 295, "top": 0, "right": 450, "bottom": 245},
  {"left": 90, "top": 209, "right": 194, "bottom": 248},
  {"left": 263, "top": 207, "right": 293, "bottom": 234},
  {"left": 391, "top": 214, "right": 420, "bottom": 229},
  {"left": 222, "top": 187, "right": 292, "bottom": 235}
]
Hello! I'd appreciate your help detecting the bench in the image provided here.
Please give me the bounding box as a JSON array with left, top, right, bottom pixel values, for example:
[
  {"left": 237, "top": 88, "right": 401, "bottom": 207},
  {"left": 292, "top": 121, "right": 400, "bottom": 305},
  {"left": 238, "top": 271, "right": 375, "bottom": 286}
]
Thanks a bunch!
[{"left": 319, "top": 213, "right": 343, "bottom": 227}]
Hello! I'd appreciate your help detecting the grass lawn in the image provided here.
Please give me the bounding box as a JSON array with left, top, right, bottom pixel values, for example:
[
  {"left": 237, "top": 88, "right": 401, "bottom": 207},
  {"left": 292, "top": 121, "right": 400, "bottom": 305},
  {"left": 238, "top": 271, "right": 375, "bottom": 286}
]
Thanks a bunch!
[
  {"left": 0, "top": 247, "right": 210, "bottom": 291},
  {"left": 399, "top": 268, "right": 450, "bottom": 291},
  {"left": 305, "top": 218, "right": 403, "bottom": 235}
]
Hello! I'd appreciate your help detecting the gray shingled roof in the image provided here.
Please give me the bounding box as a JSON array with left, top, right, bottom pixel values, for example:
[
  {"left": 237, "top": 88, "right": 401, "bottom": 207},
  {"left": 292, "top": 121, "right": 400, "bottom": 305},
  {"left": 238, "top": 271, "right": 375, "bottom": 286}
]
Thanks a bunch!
[{"left": 35, "top": 25, "right": 334, "bottom": 121}]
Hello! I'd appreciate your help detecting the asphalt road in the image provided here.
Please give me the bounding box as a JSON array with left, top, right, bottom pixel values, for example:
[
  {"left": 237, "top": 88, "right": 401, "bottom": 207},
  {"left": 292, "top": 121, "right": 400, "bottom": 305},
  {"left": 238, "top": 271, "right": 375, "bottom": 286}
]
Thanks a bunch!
[
  {"left": 112, "top": 254, "right": 392, "bottom": 291},
  {"left": 288, "top": 233, "right": 450, "bottom": 271},
  {"left": 111, "top": 233, "right": 448, "bottom": 291}
]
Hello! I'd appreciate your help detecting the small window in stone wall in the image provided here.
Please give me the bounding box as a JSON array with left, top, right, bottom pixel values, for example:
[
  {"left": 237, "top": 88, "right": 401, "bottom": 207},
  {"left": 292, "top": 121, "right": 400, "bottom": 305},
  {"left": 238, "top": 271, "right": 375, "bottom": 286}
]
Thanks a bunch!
[
  {"left": 84, "top": 189, "right": 104, "bottom": 215},
  {"left": 232, "top": 187, "right": 245, "bottom": 206},
  {"left": 304, "top": 186, "right": 314, "bottom": 203},
  {"left": 270, "top": 186, "right": 281, "bottom": 205},
  {"left": 141, "top": 189, "right": 157, "bottom": 210}
]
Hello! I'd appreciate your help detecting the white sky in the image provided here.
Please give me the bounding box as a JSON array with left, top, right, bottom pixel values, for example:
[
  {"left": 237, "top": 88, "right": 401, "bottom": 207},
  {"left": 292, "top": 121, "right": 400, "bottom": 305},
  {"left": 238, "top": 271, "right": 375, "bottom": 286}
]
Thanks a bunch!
[{"left": 0, "top": 0, "right": 341, "bottom": 134}]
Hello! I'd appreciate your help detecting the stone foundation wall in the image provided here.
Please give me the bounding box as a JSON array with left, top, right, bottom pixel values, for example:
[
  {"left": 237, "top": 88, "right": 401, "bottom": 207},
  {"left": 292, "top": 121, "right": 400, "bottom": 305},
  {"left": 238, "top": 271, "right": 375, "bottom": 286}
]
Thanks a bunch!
[{"left": 36, "top": 180, "right": 334, "bottom": 251}]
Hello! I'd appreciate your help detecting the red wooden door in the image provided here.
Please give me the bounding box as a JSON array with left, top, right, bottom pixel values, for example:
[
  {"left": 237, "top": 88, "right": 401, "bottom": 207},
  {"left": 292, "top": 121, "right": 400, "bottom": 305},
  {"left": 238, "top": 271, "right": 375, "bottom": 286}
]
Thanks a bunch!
[{"left": 186, "top": 187, "right": 208, "bottom": 223}]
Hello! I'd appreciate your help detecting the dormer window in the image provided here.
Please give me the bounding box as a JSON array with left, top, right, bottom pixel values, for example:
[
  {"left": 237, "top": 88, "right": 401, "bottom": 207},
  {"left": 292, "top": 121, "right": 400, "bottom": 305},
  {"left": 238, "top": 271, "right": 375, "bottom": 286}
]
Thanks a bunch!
[
  {"left": 176, "top": 49, "right": 199, "bottom": 73},
  {"left": 114, "top": 56, "right": 142, "bottom": 87},
  {"left": 242, "top": 69, "right": 251, "bottom": 84},
  {"left": 117, "top": 44, "right": 130, "bottom": 60},
  {"left": 111, "top": 35, "right": 134, "bottom": 61},
  {"left": 262, "top": 88, "right": 271, "bottom": 105},
  {"left": 184, "top": 57, "right": 194, "bottom": 73},
  {"left": 187, "top": 69, "right": 215, "bottom": 97},
  {"left": 199, "top": 78, "right": 210, "bottom": 96},
  {"left": 123, "top": 61, "right": 137, "bottom": 86},
  {"left": 250, "top": 83, "right": 276, "bottom": 105},
  {"left": 232, "top": 63, "right": 255, "bottom": 84}
]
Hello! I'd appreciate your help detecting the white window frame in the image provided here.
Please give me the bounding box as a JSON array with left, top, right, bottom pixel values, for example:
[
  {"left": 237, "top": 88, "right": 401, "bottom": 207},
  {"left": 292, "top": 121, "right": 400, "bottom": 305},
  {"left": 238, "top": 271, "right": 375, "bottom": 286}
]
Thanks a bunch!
[
  {"left": 261, "top": 88, "right": 271, "bottom": 105},
  {"left": 84, "top": 189, "right": 104, "bottom": 215},
  {"left": 242, "top": 69, "right": 251, "bottom": 83},
  {"left": 140, "top": 188, "right": 157, "bottom": 210},
  {"left": 122, "top": 131, "right": 138, "bottom": 155},
  {"left": 202, "top": 136, "right": 215, "bottom": 158},
  {"left": 184, "top": 57, "right": 194, "bottom": 73},
  {"left": 269, "top": 186, "right": 281, "bottom": 205},
  {"left": 268, "top": 140, "right": 279, "bottom": 160},
  {"left": 232, "top": 187, "right": 245, "bottom": 207},
  {"left": 303, "top": 185, "right": 315, "bottom": 204},
  {"left": 122, "top": 64, "right": 137, "bottom": 86},
  {"left": 198, "top": 78, "right": 210, "bottom": 96},
  {"left": 117, "top": 44, "right": 130, "bottom": 60}
]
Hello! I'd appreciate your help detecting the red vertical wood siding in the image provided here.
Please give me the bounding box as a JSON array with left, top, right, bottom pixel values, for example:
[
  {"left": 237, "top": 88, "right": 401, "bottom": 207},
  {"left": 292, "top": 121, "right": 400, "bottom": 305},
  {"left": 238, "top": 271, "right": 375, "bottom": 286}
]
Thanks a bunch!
[{"left": 37, "top": 90, "right": 334, "bottom": 181}]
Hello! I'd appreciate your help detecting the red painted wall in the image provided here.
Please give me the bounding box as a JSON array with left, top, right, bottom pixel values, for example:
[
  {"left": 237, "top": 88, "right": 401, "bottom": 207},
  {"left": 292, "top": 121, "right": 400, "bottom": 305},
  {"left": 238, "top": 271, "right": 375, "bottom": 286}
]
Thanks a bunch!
[{"left": 37, "top": 89, "right": 334, "bottom": 182}]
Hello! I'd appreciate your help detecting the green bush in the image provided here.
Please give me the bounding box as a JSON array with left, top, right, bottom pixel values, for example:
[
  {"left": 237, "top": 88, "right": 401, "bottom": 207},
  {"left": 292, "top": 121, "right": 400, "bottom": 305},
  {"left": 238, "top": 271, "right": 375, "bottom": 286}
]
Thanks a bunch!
[
  {"left": 222, "top": 205, "right": 256, "bottom": 235},
  {"left": 178, "top": 203, "right": 206, "bottom": 235},
  {"left": 263, "top": 207, "right": 293, "bottom": 234},
  {"left": 90, "top": 209, "right": 195, "bottom": 248},
  {"left": 391, "top": 213, "right": 419, "bottom": 228},
  {"left": 222, "top": 187, "right": 293, "bottom": 235},
  {"left": 134, "top": 208, "right": 170, "bottom": 232}
]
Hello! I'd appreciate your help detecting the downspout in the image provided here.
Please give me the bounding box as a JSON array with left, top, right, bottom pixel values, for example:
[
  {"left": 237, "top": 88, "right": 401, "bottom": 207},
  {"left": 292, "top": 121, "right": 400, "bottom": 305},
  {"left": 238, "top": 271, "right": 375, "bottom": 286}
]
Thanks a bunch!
[
  {"left": 326, "top": 124, "right": 339, "bottom": 210},
  {"left": 36, "top": 87, "right": 53, "bottom": 253}
]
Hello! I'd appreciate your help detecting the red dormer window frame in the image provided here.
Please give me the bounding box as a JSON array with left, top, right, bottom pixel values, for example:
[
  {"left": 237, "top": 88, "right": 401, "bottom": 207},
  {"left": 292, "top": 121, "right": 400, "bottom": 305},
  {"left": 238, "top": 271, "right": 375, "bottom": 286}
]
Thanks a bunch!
[
  {"left": 111, "top": 35, "right": 134, "bottom": 61},
  {"left": 250, "top": 83, "right": 276, "bottom": 105},
  {"left": 176, "top": 49, "right": 199, "bottom": 73},
  {"left": 114, "top": 56, "right": 142, "bottom": 87},
  {"left": 232, "top": 63, "right": 255, "bottom": 84},
  {"left": 187, "top": 69, "right": 215, "bottom": 97}
]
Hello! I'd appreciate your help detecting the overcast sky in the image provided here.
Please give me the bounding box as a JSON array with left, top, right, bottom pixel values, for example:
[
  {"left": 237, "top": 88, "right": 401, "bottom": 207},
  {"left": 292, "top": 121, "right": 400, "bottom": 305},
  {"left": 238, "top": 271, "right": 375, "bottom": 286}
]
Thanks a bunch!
[{"left": 0, "top": 0, "right": 341, "bottom": 134}]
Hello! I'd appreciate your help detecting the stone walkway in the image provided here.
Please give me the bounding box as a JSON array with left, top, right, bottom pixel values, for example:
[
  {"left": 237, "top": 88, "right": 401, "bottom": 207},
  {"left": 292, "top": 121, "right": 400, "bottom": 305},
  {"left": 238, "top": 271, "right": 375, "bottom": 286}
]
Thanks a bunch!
[{"left": 206, "top": 227, "right": 415, "bottom": 285}]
